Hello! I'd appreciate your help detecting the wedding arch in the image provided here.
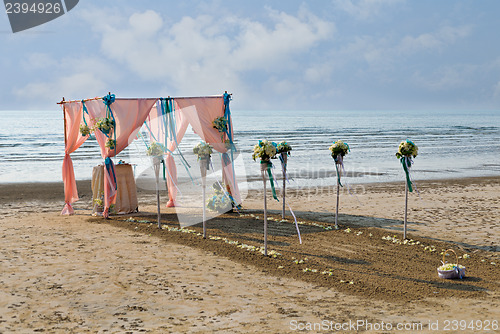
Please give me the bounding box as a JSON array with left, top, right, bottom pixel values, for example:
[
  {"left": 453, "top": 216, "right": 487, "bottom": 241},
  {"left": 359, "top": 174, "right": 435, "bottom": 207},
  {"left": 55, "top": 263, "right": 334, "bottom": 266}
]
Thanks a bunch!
[{"left": 60, "top": 92, "right": 241, "bottom": 216}]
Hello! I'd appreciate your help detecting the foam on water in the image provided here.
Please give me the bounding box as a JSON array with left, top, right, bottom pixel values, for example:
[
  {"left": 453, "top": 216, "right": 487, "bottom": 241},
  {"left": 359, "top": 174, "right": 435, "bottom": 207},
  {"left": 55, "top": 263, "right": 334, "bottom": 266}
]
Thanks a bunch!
[{"left": 0, "top": 109, "right": 499, "bottom": 188}]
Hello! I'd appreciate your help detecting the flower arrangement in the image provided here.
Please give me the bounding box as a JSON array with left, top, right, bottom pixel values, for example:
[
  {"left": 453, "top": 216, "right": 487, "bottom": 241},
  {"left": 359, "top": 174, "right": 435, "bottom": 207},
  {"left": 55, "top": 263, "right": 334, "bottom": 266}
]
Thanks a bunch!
[
  {"left": 105, "top": 138, "right": 116, "bottom": 150},
  {"left": 207, "top": 182, "right": 235, "bottom": 213},
  {"left": 396, "top": 140, "right": 418, "bottom": 159},
  {"left": 80, "top": 124, "right": 91, "bottom": 136},
  {"left": 276, "top": 141, "right": 292, "bottom": 155},
  {"left": 193, "top": 142, "right": 213, "bottom": 160},
  {"left": 437, "top": 249, "right": 465, "bottom": 279},
  {"left": 96, "top": 117, "right": 115, "bottom": 134},
  {"left": 212, "top": 116, "right": 228, "bottom": 133},
  {"left": 93, "top": 191, "right": 115, "bottom": 214},
  {"left": 252, "top": 140, "right": 277, "bottom": 162},
  {"left": 146, "top": 142, "right": 164, "bottom": 157},
  {"left": 329, "top": 140, "right": 349, "bottom": 158},
  {"left": 438, "top": 263, "right": 465, "bottom": 271}
]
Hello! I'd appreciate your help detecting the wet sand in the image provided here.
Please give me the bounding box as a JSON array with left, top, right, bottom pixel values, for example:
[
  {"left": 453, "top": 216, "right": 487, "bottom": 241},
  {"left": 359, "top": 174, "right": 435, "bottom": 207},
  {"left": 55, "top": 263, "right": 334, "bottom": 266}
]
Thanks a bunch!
[{"left": 0, "top": 177, "right": 499, "bottom": 333}]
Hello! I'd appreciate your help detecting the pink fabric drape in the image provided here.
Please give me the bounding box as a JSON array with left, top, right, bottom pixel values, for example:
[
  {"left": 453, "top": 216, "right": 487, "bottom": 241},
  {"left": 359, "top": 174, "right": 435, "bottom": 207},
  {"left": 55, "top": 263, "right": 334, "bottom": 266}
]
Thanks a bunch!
[
  {"left": 145, "top": 101, "right": 189, "bottom": 207},
  {"left": 64, "top": 98, "right": 157, "bottom": 215},
  {"left": 176, "top": 97, "right": 241, "bottom": 204},
  {"left": 61, "top": 94, "right": 241, "bottom": 213},
  {"left": 61, "top": 101, "right": 89, "bottom": 215},
  {"left": 87, "top": 98, "right": 158, "bottom": 213}
]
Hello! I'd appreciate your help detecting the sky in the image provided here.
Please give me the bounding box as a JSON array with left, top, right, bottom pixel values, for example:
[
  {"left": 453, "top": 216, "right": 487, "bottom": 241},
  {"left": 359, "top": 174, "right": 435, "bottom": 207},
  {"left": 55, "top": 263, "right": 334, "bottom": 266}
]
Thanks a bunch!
[{"left": 1, "top": 0, "right": 500, "bottom": 111}]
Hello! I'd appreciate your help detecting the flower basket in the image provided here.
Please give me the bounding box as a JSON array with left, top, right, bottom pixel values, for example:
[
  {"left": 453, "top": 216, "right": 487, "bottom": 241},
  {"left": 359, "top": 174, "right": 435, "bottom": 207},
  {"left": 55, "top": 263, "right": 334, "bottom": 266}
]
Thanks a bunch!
[{"left": 437, "top": 249, "right": 466, "bottom": 279}]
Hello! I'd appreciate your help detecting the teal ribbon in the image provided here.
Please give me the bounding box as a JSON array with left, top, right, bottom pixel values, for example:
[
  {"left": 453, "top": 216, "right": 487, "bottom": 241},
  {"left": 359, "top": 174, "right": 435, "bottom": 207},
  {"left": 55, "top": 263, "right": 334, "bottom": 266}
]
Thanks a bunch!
[
  {"left": 81, "top": 100, "right": 90, "bottom": 128},
  {"left": 162, "top": 98, "right": 190, "bottom": 168},
  {"left": 401, "top": 156, "right": 413, "bottom": 192},
  {"left": 262, "top": 161, "right": 278, "bottom": 201},
  {"left": 102, "top": 93, "right": 117, "bottom": 156},
  {"left": 223, "top": 93, "right": 238, "bottom": 192},
  {"left": 104, "top": 157, "right": 117, "bottom": 189}
]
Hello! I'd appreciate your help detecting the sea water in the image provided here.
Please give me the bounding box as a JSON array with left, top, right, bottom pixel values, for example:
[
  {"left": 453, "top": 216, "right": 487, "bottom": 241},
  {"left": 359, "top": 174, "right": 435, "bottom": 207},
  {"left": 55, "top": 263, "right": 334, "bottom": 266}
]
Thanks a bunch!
[{"left": 0, "top": 109, "right": 499, "bottom": 190}]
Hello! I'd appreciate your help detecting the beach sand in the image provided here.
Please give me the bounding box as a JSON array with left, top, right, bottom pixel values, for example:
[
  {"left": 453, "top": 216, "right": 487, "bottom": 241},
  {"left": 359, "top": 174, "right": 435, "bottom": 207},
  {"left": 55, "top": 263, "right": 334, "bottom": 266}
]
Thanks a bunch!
[{"left": 0, "top": 177, "right": 499, "bottom": 333}]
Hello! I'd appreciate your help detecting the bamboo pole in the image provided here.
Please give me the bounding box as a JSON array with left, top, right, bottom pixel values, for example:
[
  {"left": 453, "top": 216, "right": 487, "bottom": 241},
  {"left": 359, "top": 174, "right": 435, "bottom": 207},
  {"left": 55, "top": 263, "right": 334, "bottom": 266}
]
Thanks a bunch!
[
  {"left": 335, "top": 162, "right": 340, "bottom": 230},
  {"left": 57, "top": 96, "right": 102, "bottom": 104},
  {"left": 281, "top": 153, "right": 287, "bottom": 219},
  {"left": 154, "top": 158, "right": 161, "bottom": 229},
  {"left": 404, "top": 180, "right": 408, "bottom": 239},
  {"left": 200, "top": 158, "right": 208, "bottom": 239},
  {"left": 61, "top": 97, "right": 67, "bottom": 147},
  {"left": 202, "top": 184, "right": 206, "bottom": 238},
  {"left": 262, "top": 167, "right": 268, "bottom": 256},
  {"left": 57, "top": 94, "right": 230, "bottom": 105}
]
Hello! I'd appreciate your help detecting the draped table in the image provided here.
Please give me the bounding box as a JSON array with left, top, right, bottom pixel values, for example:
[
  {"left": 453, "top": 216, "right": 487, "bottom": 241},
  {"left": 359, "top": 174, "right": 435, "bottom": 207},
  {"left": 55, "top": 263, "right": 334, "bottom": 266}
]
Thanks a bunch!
[{"left": 91, "top": 163, "right": 138, "bottom": 214}]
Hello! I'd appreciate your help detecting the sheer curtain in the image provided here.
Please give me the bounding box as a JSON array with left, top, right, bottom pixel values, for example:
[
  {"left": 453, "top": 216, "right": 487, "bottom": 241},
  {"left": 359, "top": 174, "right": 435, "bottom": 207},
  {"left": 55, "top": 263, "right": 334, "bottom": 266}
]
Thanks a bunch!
[
  {"left": 61, "top": 101, "right": 89, "bottom": 215},
  {"left": 143, "top": 101, "right": 190, "bottom": 207},
  {"left": 176, "top": 97, "right": 241, "bottom": 204},
  {"left": 80, "top": 98, "right": 158, "bottom": 215}
]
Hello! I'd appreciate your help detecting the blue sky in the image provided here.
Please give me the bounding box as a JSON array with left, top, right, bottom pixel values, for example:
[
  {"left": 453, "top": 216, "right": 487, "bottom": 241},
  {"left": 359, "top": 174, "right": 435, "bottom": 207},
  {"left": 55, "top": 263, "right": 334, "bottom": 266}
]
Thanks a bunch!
[{"left": 1, "top": 0, "right": 500, "bottom": 111}]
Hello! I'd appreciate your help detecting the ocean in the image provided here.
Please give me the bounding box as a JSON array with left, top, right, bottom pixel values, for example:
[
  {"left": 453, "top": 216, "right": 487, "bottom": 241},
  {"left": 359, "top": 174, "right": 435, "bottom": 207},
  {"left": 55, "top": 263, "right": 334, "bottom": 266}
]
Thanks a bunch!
[{"left": 1, "top": 109, "right": 499, "bottom": 191}]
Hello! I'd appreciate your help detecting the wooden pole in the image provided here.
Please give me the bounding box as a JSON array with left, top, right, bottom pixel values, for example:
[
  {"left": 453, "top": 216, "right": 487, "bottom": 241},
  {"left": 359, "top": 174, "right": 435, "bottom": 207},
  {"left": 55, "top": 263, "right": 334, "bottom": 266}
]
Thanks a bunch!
[
  {"left": 262, "top": 167, "right": 268, "bottom": 256},
  {"left": 281, "top": 153, "right": 287, "bottom": 219},
  {"left": 335, "top": 162, "right": 340, "bottom": 230},
  {"left": 404, "top": 179, "right": 408, "bottom": 239},
  {"left": 154, "top": 159, "right": 161, "bottom": 229},
  {"left": 61, "top": 97, "right": 67, "bottom": 147},
  {"left": 202, "top": 184, "right": 206, "bottom": 238},
  {"left": 200, "top": 158, "right": 208, "bottom": 239}
]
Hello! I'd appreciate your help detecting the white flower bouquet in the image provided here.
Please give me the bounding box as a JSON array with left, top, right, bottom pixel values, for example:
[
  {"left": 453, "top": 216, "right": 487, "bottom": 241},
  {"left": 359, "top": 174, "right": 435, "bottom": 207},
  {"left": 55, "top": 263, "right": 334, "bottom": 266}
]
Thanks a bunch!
[
  {"left": 193, "top": 142, "right": 213, "bottom": 160},
  {"left": 212, "top": 116, "right": 228, "bottom": 133},
  {"left": 329, "top": 140, "right": 349, "bottom": 158},
  {"left": 252, "top": 140, "right": 277, "bottom": 162},
  {"left": 276, "top": 141, "right": 292, "bottom": 155},
  {"left": 96, "top": 117, "right": 115, "bottom": 134},
  {"left": 80, "top": 124, "right": 91, "bottom": 136},
  {"left": 147, "top": 142, "right": 164, "bottom": 157},
  {"left": 396, "top": 140, "right": 418, "bottom": 159}
]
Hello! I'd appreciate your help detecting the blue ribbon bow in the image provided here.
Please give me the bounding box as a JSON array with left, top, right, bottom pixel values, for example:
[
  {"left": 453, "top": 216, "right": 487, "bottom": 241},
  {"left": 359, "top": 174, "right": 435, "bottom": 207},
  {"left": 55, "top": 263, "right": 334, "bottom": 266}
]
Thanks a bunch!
[{"left": 102, "top": 93, "right": 115, "bottom": 106}]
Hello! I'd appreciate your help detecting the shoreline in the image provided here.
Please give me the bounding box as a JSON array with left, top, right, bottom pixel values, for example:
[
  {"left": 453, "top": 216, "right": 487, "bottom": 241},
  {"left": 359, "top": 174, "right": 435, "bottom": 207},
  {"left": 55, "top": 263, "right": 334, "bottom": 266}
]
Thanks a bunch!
[{"left": 1, "top": 174, "right": 499, "bottom": 204}]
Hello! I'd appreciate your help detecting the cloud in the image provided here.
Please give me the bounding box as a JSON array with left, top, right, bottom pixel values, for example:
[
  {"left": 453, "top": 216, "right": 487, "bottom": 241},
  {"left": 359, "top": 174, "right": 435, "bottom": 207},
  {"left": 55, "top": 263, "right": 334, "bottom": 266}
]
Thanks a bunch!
[
  {"left": 398, "top": 25, "right": 472, "bottom": 55},
  {"left": 21, "top": 53, "right": 58, "bottom": 70},
  {"left": 412, "top": 66, "right": 468, "bottom": 91},
  {"left": 13, "top": 56, "right": 115, "bottom": 107},
  {"left": 16, "top": 72, "right": 107, "bottom": 104},
  {"left": 333, "top": 0, "right": 405, "bottom": 20},
  {"left": 82, "top": 7, "right": 334, "bottom": 106}
]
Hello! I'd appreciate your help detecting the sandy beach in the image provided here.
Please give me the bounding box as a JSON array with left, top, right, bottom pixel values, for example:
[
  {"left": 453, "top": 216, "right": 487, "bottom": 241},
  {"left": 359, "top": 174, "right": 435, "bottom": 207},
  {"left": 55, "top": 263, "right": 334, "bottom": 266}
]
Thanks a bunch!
[{"left": 0, "top": 176, "right": 499, "bottom": 333}]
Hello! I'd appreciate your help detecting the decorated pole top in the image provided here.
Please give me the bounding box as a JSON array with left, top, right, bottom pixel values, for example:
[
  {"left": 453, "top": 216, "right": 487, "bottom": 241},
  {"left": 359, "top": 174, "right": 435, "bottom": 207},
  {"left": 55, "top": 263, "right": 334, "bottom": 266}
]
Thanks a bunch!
[
  {"left": 252, "top": 140, "right": 277, "bottom": 163},
  {"left": 329, "top": 140, "right": 349, "bottom": 164},
  {"left": 396, "top": 140, "right": 418, "bottom": 159}
]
